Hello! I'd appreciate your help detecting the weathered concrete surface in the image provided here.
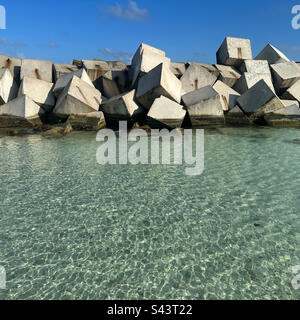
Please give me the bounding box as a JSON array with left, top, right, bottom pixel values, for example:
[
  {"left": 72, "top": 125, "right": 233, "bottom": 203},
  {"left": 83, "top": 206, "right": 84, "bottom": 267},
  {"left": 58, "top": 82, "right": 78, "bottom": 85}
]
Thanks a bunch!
[
  {"left": 216, "top": 37, "right": 252, "bottom": 66},
  {"left": 21, "top": 59, "right": 53, "bottom": 83},
  {"left": 0, "top": 95, "right": 45, "bottom": 127},
  {"left": 225, "top": 105, "right": 250, "bottom": 125},
  {"left": 18, "top": 77, "right": 55, "bottom": 112},
  {"left": 264, "top": 101, "right": 300, "bottom": 127},
  {"left": 215, "top": 64, "right": 241, "bottom": 87},
  {"left": 136, "top": 63, "right": 182, "bottom": 110},
  {"left": 270, "top": 61, "right": 300, "bottom": 93},
  {"left": 213, "top": 80, "right": 240, "bottom": 111},
  {"left": 67, "top": 111, "right": 106, "bottom": 130},
  {"left": 0, "top": 68, "right": 18, "bottom": 105},
  {"left": 281, "top": 99, "right": 300, "bottom": 108},
  {"left": 281, "top": 79, "right": 300, "bottom": 102},
  {"left": 82, "top": 59, "right": 127, "bottom": 82},
  {"left": 170, "top": 62, "right": 186, "bottom": 79},
  {"left": 195, "top": 63, "right": 220, "bottom": 77},
  {"left": 0, "top": 54, "right": 21, "bottom": 83},
  {"left": 180, "top": 62, "right": 217, "bottom": 94},
  {"left": 53, "top": 76, "right": 102, "bottom": 117},
  {"left": 98, "top": 70, "right": 129, "bottom": 98},
  {"left": 53, "top": 69, "right": 93, "bottom": 98},
  {"left": 101, "top": 90, "right": 144, "bottom": 127},
  {"left": 53, "top": 64, "right": 78, "bottom": 81},
  {"left": 131, "top": 43, "right": 170, "bottom": 87},
  {"left": 182, "top": 86, "right": 224, "bottom": 127},
  {"left": 233, "top": 72, "right": 274, "bottom": 94},
  {"left": 146, "top": 95, "right": 186, "bottom": 129},
  {"left": 255, "top": 44, "right": 289, "bottom": 65},
  {"left": 237, "top": 79, "right": 285, "bottom": 120},
  {"left": 239, "top": 59, "right": 271, "bottom": 74}
]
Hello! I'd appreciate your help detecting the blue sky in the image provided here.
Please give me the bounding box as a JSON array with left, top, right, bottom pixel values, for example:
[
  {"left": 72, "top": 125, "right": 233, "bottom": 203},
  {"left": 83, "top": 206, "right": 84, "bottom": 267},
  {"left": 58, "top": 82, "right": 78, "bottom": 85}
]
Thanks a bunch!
[{"left": 0, "top": 0, "right": 299, "bottom": 64}]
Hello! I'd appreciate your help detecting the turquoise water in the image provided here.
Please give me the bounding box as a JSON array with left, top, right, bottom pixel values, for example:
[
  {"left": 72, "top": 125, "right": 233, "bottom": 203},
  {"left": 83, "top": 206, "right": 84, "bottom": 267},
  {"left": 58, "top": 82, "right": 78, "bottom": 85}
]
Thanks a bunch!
[{"left": 0, "top": 127, "right": 299, "bottom": 300}]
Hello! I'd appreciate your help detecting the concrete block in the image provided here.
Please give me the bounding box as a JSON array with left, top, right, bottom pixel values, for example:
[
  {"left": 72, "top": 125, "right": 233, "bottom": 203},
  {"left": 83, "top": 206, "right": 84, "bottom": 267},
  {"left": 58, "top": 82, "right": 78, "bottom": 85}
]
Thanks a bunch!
[
  {"left": 67, "top": 111, "right": 106, "bottom": 130},
  {"left": 53, "top": 76, "right": 102, "bottom": 118},
  {"left": 101, "top": 90, "right": 144, "bottom": 126},
  {"left": 0, "top": 54, "right": 21, "bottom": 83},
  {"left": 180, "top": 62, "right": 217, "bottom": 94},
  {"left": 182, "top": 86, "right": 224, "bottom": 127},
  {"left": 53, "top": 64, "right": 78, "bottom": 81},
  {"left": 18, "top": 77, "right": 55, "bottom": 112},
  {"left": 146, "top": 96, "right": 186, "bottom": 129},
  {"left": 270, "top": 61, "right": 300, "bottom": 93},
  {"left": 233, "top": 72, "right": 274, "bottom": 94},
  {"left": 237, "top": 79, "right": 285, "bottom": 120},
  {"left": 213, "top": 80, "right": 240, "bottom": 111},
  {"left": 239, "top": 60, "right": 271, "bottom": 74},
  {"left": 20, "top": 59, "right": 53, "bottom": 83},
  {"left": 98, "top": 70, "right": 130, "bottom": 98},
  {"left": 255, "top": 44, "right": 289, "bottom": 65},
  {"left": 281, "top": 79, "right": 300, "bottom": 102},
  {"left": 215, "top": 64, "right": 241, "bottom": 87},
  {"left": 0, "top": 95, "right": 45, "bottom": 127},
  {"left": 0, "top": 68, "right": 18, "bottom": 105},
  {"left": 170, "top": 62, "right": 186, "bottom": 79},
  {"left": 216, "top": 37, "right": 252, "bottom": 66},
  {"left": 281, "top": 99, "right": 300, "bottom": 108},
  {"left": 196, "top": 63, "right": 220, "bottom": 77},
  {"left": 53, "top": 69, "right": 93, "bottom": 98},
  {"left": 136, "top": 63, "right": 182, "bottom": 110},
  {"left": 225, "top": 105, "right": 250, "bottom": 125},
  {"left": 264, "top": 101, "right": 300, "bottom": 127}
]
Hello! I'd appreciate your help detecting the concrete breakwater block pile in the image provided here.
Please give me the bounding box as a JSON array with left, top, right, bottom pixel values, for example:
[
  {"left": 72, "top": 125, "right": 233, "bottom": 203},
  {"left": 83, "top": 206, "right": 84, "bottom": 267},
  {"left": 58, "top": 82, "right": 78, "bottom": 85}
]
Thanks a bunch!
[{"left": 0, "top": 36, "right": 300, "bottom": 133}]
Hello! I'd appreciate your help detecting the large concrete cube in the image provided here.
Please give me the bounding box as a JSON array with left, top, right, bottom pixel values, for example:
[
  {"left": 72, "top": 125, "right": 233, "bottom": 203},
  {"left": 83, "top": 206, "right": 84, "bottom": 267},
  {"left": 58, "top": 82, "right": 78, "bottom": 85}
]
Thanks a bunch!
[
  {"left": 146, "top": 96, "right": 186, "bottom": 129},
  {"left": 213, "top": 80, "right": 240, "bottom": 111},
  {"left": 99, "top": 70, "right": 130, "bottom": 98},
  {"left": 216, "top": 37, "right": 252, "bottom": 66},
  {"left": 131, "top": 43, "right": 171, "bottom": 87},
  {"left": 255, "top": 44, "right": 289, "bottom": 65},
  {"left": 233, "top": 72, "right": 274, "bottom": 94},
  {"left": 281, "top": 79, "right": 300, "bottom": 102},
  {"left": 215, "top": 64, "right": 241, "bottom": 87},
  {"left": 0, "top": 55, "right": 21, "bottom": 83},
  {"left": 225, "top": 105, "right": 250, "bottom": 125},
  {"left": 270, "top": 61, "right": 300, "bottom": 93},
  {"left": 239, "top": 60, "right": 271, "bottom": 74},
  {"left": 0, "top": 68, "right": 18, "bottom": 105},
  {"left": 53, "top": 68, "right": 93, "bottom": 98},
  {"left": 101, "top": 90, "right": 144, "bottom": 127},
  {"left": 237, "top": 79, "right": 285, "bottom": 120},
  {"left": 0, "top": 95, "right": 44, "bottom": 127},
  {"left": 195, "top": 63, "right": 220, "bottom": 78},
  {"left": 180, "top": 62, "right": 217, "bottom": 94},
  {"left": 53, "top": 64, "right": 78, "bottom": 81},
  {"left": 136, "top": 63, "right": 182, "bottom": 110},
  {"left": 182, "top": 86, "right": 224, "bottom": 126},
  {"left": 53, "top": 76, "right": 102, "bottom": 118},
  {"left": 170, "top": 62, "right": 186, "bottom": 79},
  {"left": 18, "top": 77, "right": 55, "bottom": 112},
  {"left": 67, "top": 111, "right": 106, "bottom": 130},
  {"left": 20, "top": 59, "right": 53, "bottom": 83}
]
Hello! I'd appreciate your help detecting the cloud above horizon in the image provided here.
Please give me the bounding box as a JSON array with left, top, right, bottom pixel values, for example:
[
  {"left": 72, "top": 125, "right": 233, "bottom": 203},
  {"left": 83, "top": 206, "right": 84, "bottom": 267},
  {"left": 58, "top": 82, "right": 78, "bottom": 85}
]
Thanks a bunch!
[
  {"left": 104, "top": 1, "right": 149, "bottom": 21},
  {"left": 0, "top": 38, "right": 27, "bottom": 47},
  {"left": 98, "top": 47, "right": 132, "bottom": 64},
  {"left": 280, "top": 45, "right": 300, "bottom": 52}
]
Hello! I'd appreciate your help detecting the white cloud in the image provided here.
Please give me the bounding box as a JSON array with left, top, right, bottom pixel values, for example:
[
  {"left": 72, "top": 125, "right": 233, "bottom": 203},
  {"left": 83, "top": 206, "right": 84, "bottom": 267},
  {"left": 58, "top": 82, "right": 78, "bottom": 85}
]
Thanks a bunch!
[
  {"left": 280, "top": 45, "right": 300, "bottom": 52},
  {"left": 105, "top": 1, "right": 149, "bottom": 21},
  {"left": 98, "top": 48, "right": 133, "bottom": 64}
]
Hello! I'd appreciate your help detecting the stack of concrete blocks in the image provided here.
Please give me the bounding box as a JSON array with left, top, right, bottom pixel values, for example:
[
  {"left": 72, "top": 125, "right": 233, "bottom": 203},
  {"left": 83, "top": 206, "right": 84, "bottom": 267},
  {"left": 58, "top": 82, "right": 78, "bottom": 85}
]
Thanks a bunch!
[{"left": 53, "top": 64, "right": 78, "bottom": 82}]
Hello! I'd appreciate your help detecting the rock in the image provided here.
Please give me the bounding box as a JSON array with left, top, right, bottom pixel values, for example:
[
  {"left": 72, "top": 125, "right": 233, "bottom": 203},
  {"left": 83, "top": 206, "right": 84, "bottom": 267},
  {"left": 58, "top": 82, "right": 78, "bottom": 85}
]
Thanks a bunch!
[
  {"left": 215, "top": 64, "right": 241, "bottom": 87},
  {"left": 270, "top": 61, "right": 300, "bottom": 94},
  {"left": 53, "top": 64, "right": 78, "bottom": 81},
  {"left": 216, "top": 37, "right": 252, "bottom": 66},
  {"left": 18, "top": 77, "right": 55, "bottom": 112},
  {"left": 146, "top": 96, "right": 186, "bottom": 129},
  {"left": 180, "top": 62, "right": 217, "bottom": 94},
  {"left": 255, "top": 44, "right": 290, "bottom": 65},
  {"left": 213, "top": 80, "right": 240, "bottom": 111},
  {"left": 98, "top": 70, "right": 130, "bottom": 98},
  {"left": 225, "top": 105, "right": 250, "bottom": 125},
  {"left": 20, "top": 59, "right": 53, "bottom": 83},
  {"left": 239, "top": 59, "right": 271, "bottom": 74},
  {"left": 101, "top": 90, "right": 144, "bottom": 127},
  {"left": 0, "top": 95, "right": 45, "bottom": 127},
  {"left": 53, "top": 68, "right": 93, "bottom": 98},
  {"left": 130, "top": 43, "right": 171, "bottom": 87},
  {"left": 0, "top": 54, "right": 21, "bottom": 83},
  {"left": 170, "top": 62, "right": 186, "bottom": 79},
  {"left": 0, "top": 68, "right": 18, "bottom": 105},
  {"left": 136, "top": 63, "right": 182, "bottom": 110},
  {"left": 237, "top": 79, "right": 285, "bottom": 120},
  {"left": 281, "top": 79, "right": 300, "bottom": 102},
  {"left": 182, "top": 86, "right": 224, "bottom": 127},
  {"left": 41, "top": 124, "right": 73, "bottom": 137},
  {"left": 82, "top": 59, "right": 127, "bottom": 82},
  {"left": 233, "top": 72, "right": 274, "bottom": 94},
  {"left": 53, "top": 76, "right": 102, "bottom": 118},
  {"left": 67, "top": 111, "right": 106, "bottom": 130},
  {"left": 264, "top": 102, "right": 300, "bottom": 127}
]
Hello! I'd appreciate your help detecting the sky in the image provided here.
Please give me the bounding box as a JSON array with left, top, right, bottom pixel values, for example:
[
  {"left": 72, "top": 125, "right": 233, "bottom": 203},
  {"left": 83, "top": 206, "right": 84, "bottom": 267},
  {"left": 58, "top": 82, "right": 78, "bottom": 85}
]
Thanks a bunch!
[{"left": 0, "top": 0, "right": 299, "bottom": 65}]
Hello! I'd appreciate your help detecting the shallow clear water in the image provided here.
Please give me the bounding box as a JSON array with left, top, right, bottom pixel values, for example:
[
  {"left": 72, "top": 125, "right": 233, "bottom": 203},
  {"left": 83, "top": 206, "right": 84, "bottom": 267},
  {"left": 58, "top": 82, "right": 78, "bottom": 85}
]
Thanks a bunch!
[{"left": 0, "top": 127, "right": 299, "bottom": 300}]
